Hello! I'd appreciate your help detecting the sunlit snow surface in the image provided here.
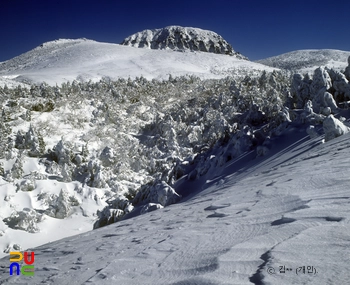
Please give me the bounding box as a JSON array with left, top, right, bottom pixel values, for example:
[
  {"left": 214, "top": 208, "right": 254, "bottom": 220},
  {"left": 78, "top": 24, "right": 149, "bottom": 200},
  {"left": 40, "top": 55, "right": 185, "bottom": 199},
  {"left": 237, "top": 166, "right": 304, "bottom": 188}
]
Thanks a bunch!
[
  {"left": 257, "top": 49, "right": 350, "bottom": 73},
  {"left": 0, "top": 39, "right": 274, "bottom": 86},
  {"left": 0, "top": 126, "right": 349, "bottom": 284}
]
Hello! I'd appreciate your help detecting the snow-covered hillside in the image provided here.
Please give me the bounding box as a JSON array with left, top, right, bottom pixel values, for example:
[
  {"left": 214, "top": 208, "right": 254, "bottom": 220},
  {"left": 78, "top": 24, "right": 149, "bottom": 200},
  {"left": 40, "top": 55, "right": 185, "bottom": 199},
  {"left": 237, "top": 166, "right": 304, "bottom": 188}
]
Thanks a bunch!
[
  {"left": 257, "top": 49, "right": 350, "bottom": 73},
  {"left": 1, "top": 26, "right": 350, "bottom": 284},
  {"left": 121, "top": 25, "right": 247, "bottom": 59},
  {"left": 0, "top": 37, "right": 265, "bottom": 86}
]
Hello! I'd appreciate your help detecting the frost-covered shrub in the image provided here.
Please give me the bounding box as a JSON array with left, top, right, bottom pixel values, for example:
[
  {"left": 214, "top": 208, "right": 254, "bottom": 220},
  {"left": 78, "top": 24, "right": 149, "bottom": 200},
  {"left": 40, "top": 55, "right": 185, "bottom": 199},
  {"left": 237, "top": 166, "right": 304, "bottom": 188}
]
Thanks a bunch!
[
  {"left": 1, "top": 100, "right": 24, "bottom": 122},
  {"left": 93, "top": 208, "right": 124, "bottom": 229},
  {"left": 150, "top": 181, "right": 181, "bottom": 206},
  {"left": 44, "top": 189, "right": 79, "bottom": 219},
  {"left": 3, "top": 208, "right": 43, "bottom": 233},
  {"left": 14, "top": 130, "right": 26, "bottom": 149},
  {"left": 86, "top": 160, "right": 106, "bottom": 188},
  {"left": 0, "top": 122, "right": 12, "bottom": 159},
  {"left": 37, "top": 192, "right": 57, "bottom": 207},
  {"left": 10, "top": 156, "right": 24, "bottom": 180},
  {"left": 40, "top": 158, "right": 60, "bottom": 176},
  {"left": 26, "top": 126, "right": 45, "bottom": 157},
  {"left": 43, "top": 141, "right": 77, "bottom": 182},
  {"left": 298, "top": 100, "right": 326, "bottom": 125},
  {"left": 16, "top": 178, "right": 35, "bottom": 192},
  {"left": 312, "top": 91, "right": 338, "bottom": 114},
  {"left": 106, "top": 195, "right": 134, "bottom": 213},
  {"left": 61, "top": 163, "right": 73, "bottom": 182},
  {"left": 328, "top": 69, "right": 350, "bottom": 102},
  {"left": 99, "top": 147, "right": 115, "bottom": 167},
  {"left": 30, "top": 100, "right": 55, "bottom": 112},
  {"left": 134, "top": 180, "right": 180, "bottom": 207},
  {"left": 3, "top": 244, "right": 22, "bottom": 254},
  {"left": 291, "top": 73, "right": 312, "bottom": 108},
  {"left": 242, "top": 103, "right": 267, "bottom": 126},
  {"left": 310, "top": 67, "right": 332, "bottom": 96},
  {"left": 140, "top": 203, "right": 163, "bottom": 215},
  {"left": 323, "top": 115, "right": 350, "bottom": 142},
  {"left": 289, "top": 63, "right": 350, "bottom": 115},
  {"left": 92, "top": 194, "right": 134, "bottom": 229},
  {"left": 14, "top": 126, "right": 45, "bottom": 156},
  {"left": 53, "top": 140, "right": 73, "bottom": 164}
]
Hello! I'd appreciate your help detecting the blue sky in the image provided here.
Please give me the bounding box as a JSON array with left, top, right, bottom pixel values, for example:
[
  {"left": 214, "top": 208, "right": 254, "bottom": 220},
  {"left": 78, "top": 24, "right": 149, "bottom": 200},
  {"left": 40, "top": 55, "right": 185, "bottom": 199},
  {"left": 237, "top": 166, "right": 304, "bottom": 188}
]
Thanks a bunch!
[{"left": 1, "top": 0, "right": 350, "bottom": 62}]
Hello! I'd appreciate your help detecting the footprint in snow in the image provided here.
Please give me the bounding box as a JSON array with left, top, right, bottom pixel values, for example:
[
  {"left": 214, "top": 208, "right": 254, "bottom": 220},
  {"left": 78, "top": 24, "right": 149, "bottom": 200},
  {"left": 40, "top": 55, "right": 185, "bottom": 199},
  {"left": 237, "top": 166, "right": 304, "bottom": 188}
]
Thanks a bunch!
[
  {"left": 204, "top": 203, "right": 231, "bottom": 211},
  {"left": 324, "top": 216, "right": 344, "bottom": 222},
  {"left": 271, "top": 217, "right": 296, "bottom": 226},
  {"left": 206, "top": 212, "right": 228, "bottom": 218}
]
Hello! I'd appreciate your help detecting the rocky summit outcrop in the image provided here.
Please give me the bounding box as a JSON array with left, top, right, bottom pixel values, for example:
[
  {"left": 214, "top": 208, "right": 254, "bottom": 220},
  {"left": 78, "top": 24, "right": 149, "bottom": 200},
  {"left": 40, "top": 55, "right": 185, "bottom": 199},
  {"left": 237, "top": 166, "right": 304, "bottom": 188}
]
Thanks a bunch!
[{"left": 121, "top": 25, "right": 247, "bottom": 59}]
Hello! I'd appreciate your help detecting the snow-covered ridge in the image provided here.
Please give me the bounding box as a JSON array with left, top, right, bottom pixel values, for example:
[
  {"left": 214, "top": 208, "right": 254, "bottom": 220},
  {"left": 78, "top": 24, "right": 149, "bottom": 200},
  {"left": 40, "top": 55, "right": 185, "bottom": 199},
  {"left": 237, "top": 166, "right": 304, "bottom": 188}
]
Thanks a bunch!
[
  {"left": 0, "top": 38, "right": 94, "bottom": 74},
  {"left": 121, "top": 25, "right": 248, "bottom": 59},
  {"left": 0, "top": 37, "right": 268, "bottom": 86},
  {"left": 38, "top": 38, "right": 90, "bottom": 48},
  {"left": 257, "top": 49, "right": 350, "bottom": 72}
]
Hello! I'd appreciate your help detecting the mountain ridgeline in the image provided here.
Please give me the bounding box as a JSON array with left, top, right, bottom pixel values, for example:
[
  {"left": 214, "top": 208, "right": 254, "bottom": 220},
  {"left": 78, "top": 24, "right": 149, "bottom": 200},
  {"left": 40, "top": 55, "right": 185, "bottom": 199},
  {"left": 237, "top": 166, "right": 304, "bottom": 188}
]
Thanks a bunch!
[{"left": 257, "top": 49, "right": 350, "bottom": 72}]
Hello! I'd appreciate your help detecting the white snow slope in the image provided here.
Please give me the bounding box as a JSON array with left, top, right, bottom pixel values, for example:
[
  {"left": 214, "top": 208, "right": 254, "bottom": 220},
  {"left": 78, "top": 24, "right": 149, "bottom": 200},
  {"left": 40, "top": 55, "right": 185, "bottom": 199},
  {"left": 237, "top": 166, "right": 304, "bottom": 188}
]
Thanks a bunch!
[
  {"left": 257, "top": 49, "right": 350, "bottom": 73},
  {"left": 0, "top": 38, "right": 272, "bottom": 86},
  {"left": 0, "top": 122, "right": 350, "bottom": 284}
]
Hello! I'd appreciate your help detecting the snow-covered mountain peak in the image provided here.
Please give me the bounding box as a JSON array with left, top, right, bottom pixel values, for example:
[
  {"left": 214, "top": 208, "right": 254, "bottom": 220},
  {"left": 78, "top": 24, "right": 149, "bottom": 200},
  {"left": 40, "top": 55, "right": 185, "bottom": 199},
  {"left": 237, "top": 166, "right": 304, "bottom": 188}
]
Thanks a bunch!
[
  {"left": 36, "top": 38, "right": 93, "bottom": 49},
  {"left": 121, "top": 25, "right": 248, "bottom": 59}
]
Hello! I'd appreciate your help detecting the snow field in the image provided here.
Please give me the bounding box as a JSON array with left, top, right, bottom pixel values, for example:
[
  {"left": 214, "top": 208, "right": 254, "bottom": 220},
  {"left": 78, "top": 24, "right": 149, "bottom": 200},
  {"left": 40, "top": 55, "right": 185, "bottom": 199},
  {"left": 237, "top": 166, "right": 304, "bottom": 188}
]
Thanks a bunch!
[{"left": 0, "top": 39, "right": 275, "bottom": 86}]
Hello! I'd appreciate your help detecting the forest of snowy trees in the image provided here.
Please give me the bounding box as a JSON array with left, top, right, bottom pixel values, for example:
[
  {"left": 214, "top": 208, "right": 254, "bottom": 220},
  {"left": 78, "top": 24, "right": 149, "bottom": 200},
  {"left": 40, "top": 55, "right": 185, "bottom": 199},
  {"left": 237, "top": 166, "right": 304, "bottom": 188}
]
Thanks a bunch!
[{"left": 1, "top": 58, "right": 350, "bottom": 241}]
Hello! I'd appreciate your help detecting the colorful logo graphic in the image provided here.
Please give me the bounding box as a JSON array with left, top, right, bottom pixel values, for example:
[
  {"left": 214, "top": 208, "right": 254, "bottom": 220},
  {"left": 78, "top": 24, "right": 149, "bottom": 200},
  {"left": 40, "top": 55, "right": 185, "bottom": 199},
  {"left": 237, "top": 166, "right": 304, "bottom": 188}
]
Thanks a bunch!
[{"left": 9, "top": 251, "right": 35, "bottom": 276}]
